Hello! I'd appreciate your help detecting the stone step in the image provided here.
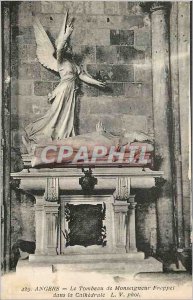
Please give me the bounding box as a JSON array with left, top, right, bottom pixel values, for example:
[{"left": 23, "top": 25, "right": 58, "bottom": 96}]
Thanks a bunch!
[
  {"left": 29, "top": 252, "right": 145, "bottom": 264},
  {"left": 53, "top": 257, "right": 162, "bottom": 274},
  {"left": 17, "top": 255, "right": 162, "bottom": 276}
]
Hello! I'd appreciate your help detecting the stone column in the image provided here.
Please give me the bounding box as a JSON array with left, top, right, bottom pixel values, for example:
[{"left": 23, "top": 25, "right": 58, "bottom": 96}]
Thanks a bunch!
[
  {"left": 44, "top": 203, "right": 60, "bottom": 255},
  {"left": 1, "top": 2, "right": 12, "bottom": 272},
  {"left": 113, "top": 201, "right": 130, "bottom": 253},
  {"left": 113, "top": 177, "right": 137, "bottom": 253},
  {"left": 34, "top": 178, "right": 60, "bottom": 256},
  {"left": 34, "top": 198, "right": 60, "bottom": 256},
  {"left": 126, "top": 195, "right": 137, "bottom": 252},
  {"left": 177, "top": 2, "right": 191, "bottom": 249},
  {"left": 141, "top": 2, "right": 175, "bottom": 257},
  {"left": 34, "top": 196, "right": 45, "bottom": 255},
  {"left": 170, "top": 2, "right": 184, "bottom": 249},
  {"left": 44, "top": 177, "right": 60, "bottom": 255}
]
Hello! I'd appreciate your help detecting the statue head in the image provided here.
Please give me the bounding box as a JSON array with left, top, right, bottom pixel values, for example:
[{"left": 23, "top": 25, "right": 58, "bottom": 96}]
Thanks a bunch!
[
  {"left": 64, "top": 41, "right": 73, "bottom": 60},
  {"left": 66, "top": 42, "right": 73, "bottom": 55},
  {"left": 57, "top": 39, "right": 73, "bottom": 63}
]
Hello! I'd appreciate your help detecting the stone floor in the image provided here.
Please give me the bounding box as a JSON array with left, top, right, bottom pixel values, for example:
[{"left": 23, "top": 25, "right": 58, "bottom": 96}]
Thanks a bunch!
[{"left": 1, "top": 257, "right": 192, "bottom": 300}]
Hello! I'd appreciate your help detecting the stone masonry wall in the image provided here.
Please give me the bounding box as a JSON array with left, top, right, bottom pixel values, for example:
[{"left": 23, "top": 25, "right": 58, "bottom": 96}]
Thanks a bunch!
[
  {"left": 11, "top": 1, "right": 153, "bottom": 149},
  {"left": 10, "top": 1, "right": 155, "bottom": 255},
  {"left": 7, "top": 1, "right": 191, "bottom": 267}
]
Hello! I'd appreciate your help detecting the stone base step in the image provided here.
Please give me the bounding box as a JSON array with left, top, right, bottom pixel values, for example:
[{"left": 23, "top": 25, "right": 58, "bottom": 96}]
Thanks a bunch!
[
  {"left": 17, "top": 254, "right": 162, "bottom": 276},
  {"left": 29, "top": 252, "right": 144, "bottom": 263},
  {"left": 53, "top": 257, "right": 162, "bottom": 274}
]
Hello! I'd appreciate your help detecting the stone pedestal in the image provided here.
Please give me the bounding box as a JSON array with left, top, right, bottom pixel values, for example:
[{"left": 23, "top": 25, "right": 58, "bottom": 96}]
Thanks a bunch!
[
  {"left": 126, "top": 196, "right": 137, "bottom": 252},
  {"left": 45, "top": 203, "right": 60, "bottom": 255},
  {"left": 113, "top": 201, "right": 130, "bottom": 252},
  {"left": 35, "top": 197, "right": 59, "bottom": 255},
  {"left": 34, "top": 196, "right": 45, "bottom": 255},
  {"left": 11, "top": 167, "right": 163, "bottom": 267}
]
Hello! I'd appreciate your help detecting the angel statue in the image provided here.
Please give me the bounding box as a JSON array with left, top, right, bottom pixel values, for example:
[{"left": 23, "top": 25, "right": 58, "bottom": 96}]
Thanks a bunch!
[{"left": 22, "top": 12, "right": 106, "bottom": 153}]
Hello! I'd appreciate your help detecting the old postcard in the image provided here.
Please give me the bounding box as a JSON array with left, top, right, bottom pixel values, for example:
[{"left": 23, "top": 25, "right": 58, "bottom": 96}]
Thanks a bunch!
[{"left": 1, "top": 1, "right": 192, "bottom": 299}]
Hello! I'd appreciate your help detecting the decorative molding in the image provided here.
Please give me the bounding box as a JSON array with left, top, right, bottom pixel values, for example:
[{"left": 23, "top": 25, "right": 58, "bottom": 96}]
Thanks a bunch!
[
  {"left": 128, "top": 194, "right": 136, "bottom": 203},
  {"left": 63, "top": 202, "right": 107, "bottom": 248},
  {"left": 44, "top": 177, "right": 59, "bottom": 202},
  {"left": 101, "top": 202, "right": 106, "bottom": 221},
  {"left": 10, "top": 178, "right": 21, "bottom": 190},
  {"left": 63, "top": 229, "right": 70, "bottom": 247},
  {"left": 113, "top": 201, "right": 130, "bottom": 213},
  {"left": 79, "top": 168, "right": 97, "bottom": 194},
  {"left": 101, "top": 225, "right": 107, "bottom": 247},
  {"left": 114, "top": 177, "right": 131, "bottom": 201},
  {"left": 139, "top": 2, "right": 171, "bottom": 14},
  {"left": 64, "top": 203, "right": 71, "bottom": 222},
  {"left": 129, "top": 202, "right": 137, "bottom": 210}
]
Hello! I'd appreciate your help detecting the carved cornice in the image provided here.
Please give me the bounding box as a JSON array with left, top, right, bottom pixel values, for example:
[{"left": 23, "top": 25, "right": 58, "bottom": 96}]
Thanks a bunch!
[
  {"left": 44, "top": 177, "right": 59, "bottom": 202},
  {"left": 114, "top": 177, "right": 131, "bottom": 201},
  {"left": 139, "top": 2, "right": 171, "bottom": 14}
]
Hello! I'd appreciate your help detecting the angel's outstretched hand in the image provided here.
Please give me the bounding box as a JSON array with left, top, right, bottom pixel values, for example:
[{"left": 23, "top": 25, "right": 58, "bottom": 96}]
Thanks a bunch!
[{"left": 97, "top": 81, "right": 107, "bottom": 88}]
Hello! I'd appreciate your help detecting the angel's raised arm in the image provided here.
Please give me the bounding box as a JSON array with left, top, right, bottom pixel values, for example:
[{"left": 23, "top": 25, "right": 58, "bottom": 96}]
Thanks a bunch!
[{"left": 56, "top": 12, "right": 74, "bottom": 58}]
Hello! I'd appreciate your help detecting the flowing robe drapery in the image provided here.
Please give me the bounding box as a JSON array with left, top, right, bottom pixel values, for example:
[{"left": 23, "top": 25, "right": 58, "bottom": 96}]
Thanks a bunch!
[{"left": 25, "top": 60, "right": 80, "bottom": 144}]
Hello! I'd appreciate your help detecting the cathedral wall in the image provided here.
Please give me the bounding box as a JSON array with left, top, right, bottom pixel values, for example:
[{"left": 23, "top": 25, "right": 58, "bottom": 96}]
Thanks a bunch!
[
  {"left": 10, "top": 1, "right": 153, "bottom": 148},
  {"left": 9, "top": 1, "right": 155, "bottom": 256}
]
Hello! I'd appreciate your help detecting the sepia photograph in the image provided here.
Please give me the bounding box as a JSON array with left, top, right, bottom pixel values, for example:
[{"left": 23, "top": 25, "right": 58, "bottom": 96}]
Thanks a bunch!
[{"left": 0, "top": 0, "right": 192, "bottom": 299}]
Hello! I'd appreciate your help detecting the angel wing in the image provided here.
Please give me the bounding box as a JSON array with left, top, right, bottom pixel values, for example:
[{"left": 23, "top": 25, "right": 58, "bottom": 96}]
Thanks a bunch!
[{"left": 33, "top": 17, "right": 58, "bottom": 72}]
